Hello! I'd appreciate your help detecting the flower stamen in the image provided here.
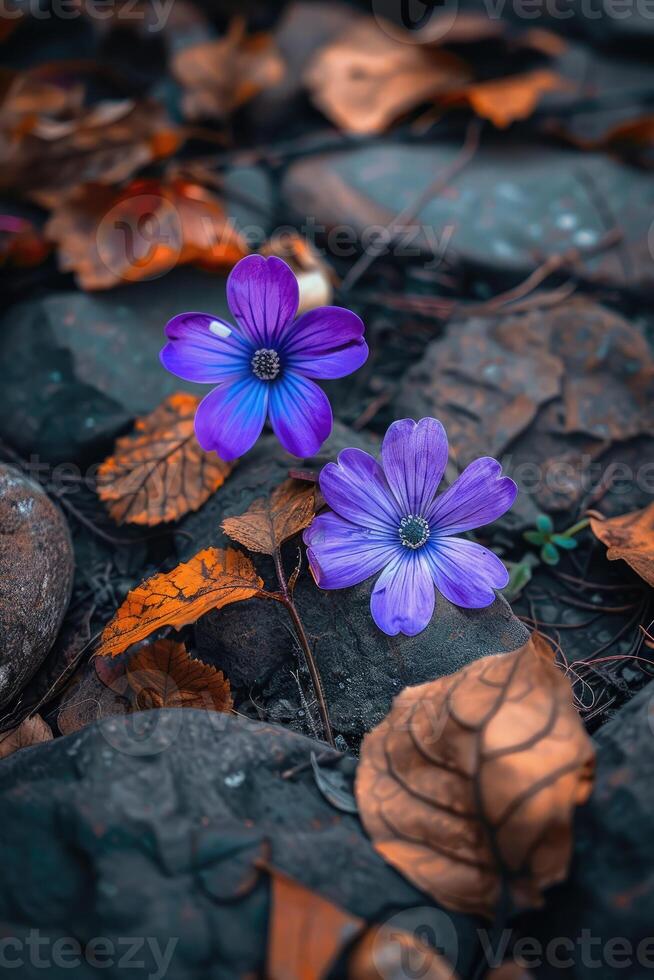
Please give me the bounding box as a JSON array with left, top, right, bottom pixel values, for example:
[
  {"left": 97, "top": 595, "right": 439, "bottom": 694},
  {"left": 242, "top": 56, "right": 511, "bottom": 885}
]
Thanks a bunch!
[
  {"left": 251, "top": 348, "right": 281, "bottom": 381},
  {"left": 399, "top": 515, "right": 430, "bottom": 550}
]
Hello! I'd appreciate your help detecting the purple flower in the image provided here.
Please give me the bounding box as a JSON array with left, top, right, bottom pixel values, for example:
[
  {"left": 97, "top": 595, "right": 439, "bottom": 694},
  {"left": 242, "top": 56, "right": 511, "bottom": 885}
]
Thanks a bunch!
[
  {"left": 160, "top": 254, "right": 368, "bottom": 460},
  {"left": 303, "top": 418, "right": 517, "bottom": 636}
]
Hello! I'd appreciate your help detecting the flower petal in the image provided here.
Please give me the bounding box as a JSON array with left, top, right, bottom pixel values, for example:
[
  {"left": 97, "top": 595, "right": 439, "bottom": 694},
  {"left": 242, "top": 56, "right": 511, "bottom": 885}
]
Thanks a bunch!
[
  {"left": 319, "top": 448, "right": 401, "bottom": 533},
  {"left": 370, "top": 551, "right": 435, "bottom": 636},
  {"left": 194, "top": 377, "right": 268, "bottom": 461},
  {"left": 427, "top": 457, "right": 518, "bottom": 535},
  {"left": 426, "top": 536, "right": 509, "bottom": 608},
  {"left": 268, "top": 372, "right": 332, "bottom": 457},
  {"left": 160, "top": 312, "right": 252, "bottom": 383},
  {"left": 304, "top": 512, "right": 394, "bottom": 589},
  {"left": 227, "top": 254, "right": 299, "bottom": 348},
  {"left": 283, "top": 307, "right": 368, "bottom": 379},
  {"left": 381, "top": 418, "right": 448, "bottom": 518}
]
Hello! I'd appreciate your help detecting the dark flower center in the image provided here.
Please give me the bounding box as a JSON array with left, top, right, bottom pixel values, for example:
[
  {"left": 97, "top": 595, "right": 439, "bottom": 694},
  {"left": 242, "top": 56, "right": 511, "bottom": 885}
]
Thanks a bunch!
[
  {"left": 251, "top": 348, "right": 281, "bottom": 381},
  {"left": 398, "top": 515, "right": 430, "bottom": 550}
]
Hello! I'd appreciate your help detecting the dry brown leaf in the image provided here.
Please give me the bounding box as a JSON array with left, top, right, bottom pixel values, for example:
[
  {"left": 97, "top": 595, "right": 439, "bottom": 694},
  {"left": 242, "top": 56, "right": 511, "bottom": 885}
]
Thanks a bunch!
[
  {"left": 445, "top": 71, "right": 571, "bottom": 128},
  {"left": 266, "top": 865, "right": 363, "bottom": 980},
  {"left": 127, "top": 639, "right": 233, "bottom": 712},
  {"left": 222, "top": 478, "right": 316, "bottom": 555},
  {"left": 173, "top": 18, "right": 285, "bottom": 122},
  {"left": 349, "top": 924, "right": 458, "bottom": 980},
  {"left": 355, "top": 633, "right": 595, "bottom": 919},
  {"left": 260, "top": 233, "right": 334, "bottom": 313},
  {"left": 305, "top": 18, "right": 470, "bottom": 134},
  {"left": 98, "top": 547, "right": 263, "bottom": 658},
  {"left": 0, "top": 714, "right": 53, "bottom": 759},
  {"left": 0, "top": 83, "right": 180, "bottom": 206},
  {"left": 97, "top": 393, "right": 233, "bottom": 526},
  {"left": 590, "top": 503, "right": 654, "bottom": 588},
  {"left": 46, "top": 176, "right": 249, "bottom": 290}
]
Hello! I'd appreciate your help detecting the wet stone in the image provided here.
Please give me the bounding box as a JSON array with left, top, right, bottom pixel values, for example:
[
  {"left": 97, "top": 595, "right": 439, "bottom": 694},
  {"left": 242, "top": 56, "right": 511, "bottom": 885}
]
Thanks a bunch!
[{"left": 0, "top": 464, "right": 74, "bottom": 713}]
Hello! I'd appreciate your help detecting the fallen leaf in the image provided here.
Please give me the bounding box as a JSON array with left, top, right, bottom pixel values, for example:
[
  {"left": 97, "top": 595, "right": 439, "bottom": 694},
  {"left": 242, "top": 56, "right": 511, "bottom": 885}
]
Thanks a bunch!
[
  {"left": 222, "top": 478, "right": 316, "bottom": 555},
  {"left": 0, "top": 715, "right": 53, "bottom": 759},
  {"left": 172, "top": 17, "right": 285, "bottom": 122},
  {"left": 97, "top": 547, "right": 263, "bottom": 658},
  {"left": 58, "top": 661, "right": 130, "bottom": 735},
  {"left": 265, "top": 865, "right": 363, "bottom": 980},
  {"left": 46, "top": 176, "right": 249, "bottom": 290},
  {"left": 97, "top": 393, "right": 234, "bottom": 525},
  {"left": 445, "top": 71, "right": 571, "bottom": 128},
  {"left": 305, "top": 18, "right": 470, "bottom": 134},
  {"left": 355, "top": 633, "right": 595, "bottom": 919},
  {"left": 0, "top": 78, "right": 180, "bottom": 206},
  {"left": 349, "top": 923, "right": 458, "bottom": 980},
  {"left": 127, "top": 639, "right": 233, "bottom": 712},
  {"left": 590, "top": 503, "right": 654, "bottom": 588},
  {"left": 260, "top": 233, "right": 334, "bottom": 313}
]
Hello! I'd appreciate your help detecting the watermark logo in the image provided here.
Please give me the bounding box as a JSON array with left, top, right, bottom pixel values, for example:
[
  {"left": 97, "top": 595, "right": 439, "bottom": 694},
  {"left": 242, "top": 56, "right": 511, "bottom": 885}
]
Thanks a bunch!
[
  {"left": 372, "top": 908, "right": 459, "bottom": 979},
  {"left": 371, "top": 0, "right": 460, "bottom": 42}
]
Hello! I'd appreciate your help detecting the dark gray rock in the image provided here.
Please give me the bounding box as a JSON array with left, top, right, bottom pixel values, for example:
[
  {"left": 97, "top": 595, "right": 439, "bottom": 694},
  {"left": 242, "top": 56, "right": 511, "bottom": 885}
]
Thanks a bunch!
[
  {"left": 180, "top": 426, "right": 529, "bottom": 744},
  {"left": 0, "top": 268, "right": 231, "bottom": 464},
  {"left": 520, "top": 682, "right": 654, "bottom": 979},
  {"left": 282, "top": 142, "right": 654, "bottom": 294},
  {"left": 0, "top": 465, "right": 74, "bottom": 712},
  {"left": 0, "top": 710, "right": 480, "bottom": 979}
]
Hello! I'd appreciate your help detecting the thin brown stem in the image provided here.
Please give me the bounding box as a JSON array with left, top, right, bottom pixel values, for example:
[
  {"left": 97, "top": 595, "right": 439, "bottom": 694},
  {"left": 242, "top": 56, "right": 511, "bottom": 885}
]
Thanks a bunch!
[{"left": 273, "top": 548, "right": 335, "bottom": 747}]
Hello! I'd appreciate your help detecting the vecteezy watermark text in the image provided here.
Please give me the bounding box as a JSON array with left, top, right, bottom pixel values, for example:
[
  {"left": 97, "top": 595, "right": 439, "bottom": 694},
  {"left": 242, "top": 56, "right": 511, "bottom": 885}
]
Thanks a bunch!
[
  {"left": 0, "top": 0, "right": 175, "bottom": 32},
  {"left": 0, "top": 932, "right": 177, "bottom": 979}
]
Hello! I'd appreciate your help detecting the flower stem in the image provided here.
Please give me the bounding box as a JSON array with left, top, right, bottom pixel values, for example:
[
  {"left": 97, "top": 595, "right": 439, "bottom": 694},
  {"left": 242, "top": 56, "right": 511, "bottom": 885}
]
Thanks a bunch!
[
  {"left": 562, "top": 517, "right": 590, "bottom": 538},
  {"left": 273, "top": 548, "right": 335, "bottom": 748}
]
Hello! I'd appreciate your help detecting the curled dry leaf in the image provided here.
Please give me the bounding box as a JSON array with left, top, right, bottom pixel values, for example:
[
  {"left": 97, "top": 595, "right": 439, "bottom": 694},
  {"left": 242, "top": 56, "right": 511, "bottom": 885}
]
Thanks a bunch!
[
  {"left": 305, "top": 18, "right": 470, "bottom": 134},
  {"left": 260, "top": 233, "right": 334, "bottom": 313},
  {"left": 355, "top": 634, "right": 595, "bottom": 920},
  {"left": 265, "top": 865, "right": 363, "bottom": 980},
  {"left": 0, "top": 86, "right": 180, "bottom": 206},
  {"left": 97, "top": 393, "right": 234, "bottom": 526},
  {"left": 348, "top": 924, "right": 458, "bottom": 980},
  {"left": 444, "top": 71, "right": 571, "bottom": 128},
  {"left": 127, "top": 639, "right": 233, "bottom": 713},
  {"left": 222, "top": 478, "right": 316, "bottom": 556},
  {"left": 45, "top": 176, "right": 249, "bottom": 290},
  {"left": 172, "top": 17, "right": 285, "bottom": 122},
  {"left": 0, "top": 714, "right": 53, "bottom": 759},
  {"left": 98, "top": 547, "right": 263, "bottom": 658},
  {"left": 590, "top": 503, "right": 654, "bottom": 588}
]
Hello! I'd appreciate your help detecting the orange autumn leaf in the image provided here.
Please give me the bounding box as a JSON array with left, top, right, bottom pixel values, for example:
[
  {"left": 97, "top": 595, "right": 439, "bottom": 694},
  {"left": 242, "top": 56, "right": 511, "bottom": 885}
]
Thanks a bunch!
[
  {"left": 45, "top": 176, "right": 249, "bottom": 290},
  {"left": 590, "top": 503, "right": 654, "bottom": 588},
  {"left": 348, "top": 924, "right": 458, "bottom": 980},
  {"left": 222, "top": 478, "right": 316, "bottom": 555},
  {"left": 172, "top": 17, "right": 285, "bottom": 122},
  {"left": 355, "top": 633, "right": 595, "bottom": 920},
  {"left": 98, "top": 547, "right": 263, "bottom": 658},
  {"left": 97, "top": 393, "right": 234, "bottom": 526},
  {"left": 305, "top": 17, "right": 470, "bottom": 134},
  {"left": 0, "top": 714, "right": 53, "bottom": 759},
  {"left": 127, "top": 639, "right": 233, "bottom": 713},
  {"left": 265, "top": 866, "right": 363, "bottom": 980},
  {"left": 446, "top": 70, "right": 571, "bottom": 128}
]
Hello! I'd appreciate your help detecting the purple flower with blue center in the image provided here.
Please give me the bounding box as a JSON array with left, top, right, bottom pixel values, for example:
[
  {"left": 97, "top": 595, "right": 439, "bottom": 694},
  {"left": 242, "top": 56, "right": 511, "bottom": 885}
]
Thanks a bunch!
[
  {"left": 303, "top": 418, "right": 518, "bottom": 636},
  {"left": 160, "top": 254, "right": 368, "bottom": 460}
]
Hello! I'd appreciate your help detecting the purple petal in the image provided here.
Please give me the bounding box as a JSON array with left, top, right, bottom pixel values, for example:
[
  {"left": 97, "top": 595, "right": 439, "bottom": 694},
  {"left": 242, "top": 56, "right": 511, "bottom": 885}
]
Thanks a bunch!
[
  {"left": 370, "top": 552, "right": 435, "bottom": 636},
  {"left": 304, "top": 512, "right": 394, "bottom": 589},
  {"left": 160, "top": 312, "right": 252, "bottom": 383},
  {"left": 319, "top": 448, "right": 401, "bottom": 533},
  {"left": 427, "top": 457, "right": 518, "bottom": 535},
  {"left": 268, "top": 372, "right": 332, "bottom": 457},
  {"left": 425, "top": 536, "right": 509, "bottom": 608},
  {"left": 381, "top": 418, "right": 448, "bottom": 517},
  {"left": 227, "top": 255, "right": 299, "bottom": 348},
  {"left": 283, "top": 307, "right": 368, "bottom": 379},
  {"left": 194, "top": 377, "right": 268, "bottom": 461}
]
